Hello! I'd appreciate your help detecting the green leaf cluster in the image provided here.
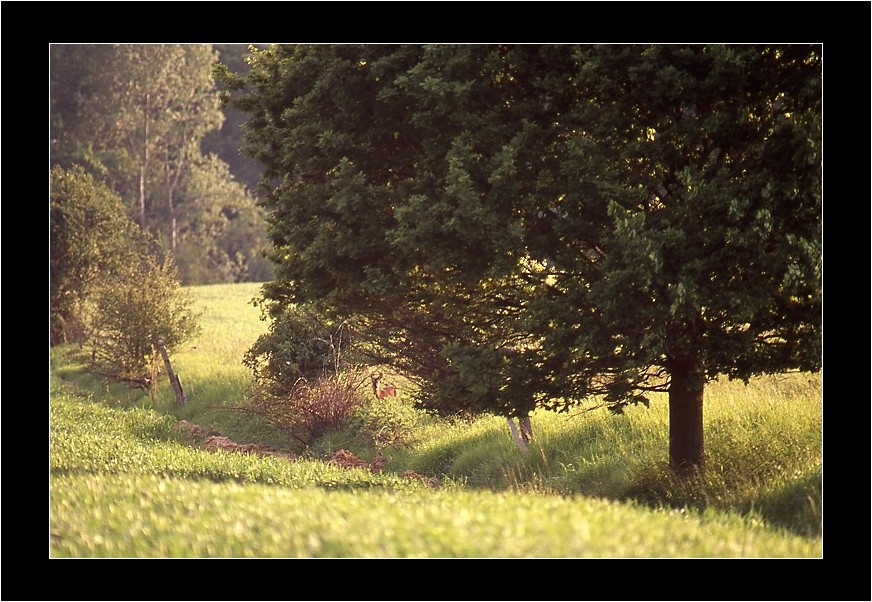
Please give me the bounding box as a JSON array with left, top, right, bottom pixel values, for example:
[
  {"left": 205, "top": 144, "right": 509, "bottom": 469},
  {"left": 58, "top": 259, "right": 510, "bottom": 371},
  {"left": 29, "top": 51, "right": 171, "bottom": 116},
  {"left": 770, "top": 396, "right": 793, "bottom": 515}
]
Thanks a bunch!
[
  {"left": 225, "top": 44, "right": 821, "bottom": 420},
  {"left": 50, "top": 165, "right": 141, "bottom": 343},
  {"left": 82, "top": 255, "right": 201, "bottom": 383}
]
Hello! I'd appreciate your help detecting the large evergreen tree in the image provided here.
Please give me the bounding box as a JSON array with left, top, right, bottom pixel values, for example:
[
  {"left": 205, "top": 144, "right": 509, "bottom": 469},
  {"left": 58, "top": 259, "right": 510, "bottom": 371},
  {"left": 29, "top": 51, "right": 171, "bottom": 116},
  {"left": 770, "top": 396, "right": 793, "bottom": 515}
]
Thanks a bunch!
[{"left": 223, "top": 44, "right": 822, "bottom": 468}]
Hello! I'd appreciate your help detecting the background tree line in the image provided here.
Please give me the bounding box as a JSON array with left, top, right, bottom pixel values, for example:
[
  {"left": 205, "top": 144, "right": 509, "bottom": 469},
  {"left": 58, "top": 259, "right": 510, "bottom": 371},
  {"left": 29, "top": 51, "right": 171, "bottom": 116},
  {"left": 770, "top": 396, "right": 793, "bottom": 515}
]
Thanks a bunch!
[
  {"left": 51, "top": 43, "right": 270, "bottom": 285},
  {"left": 50, "top": 44, "right": 269, "bottom": 393}
]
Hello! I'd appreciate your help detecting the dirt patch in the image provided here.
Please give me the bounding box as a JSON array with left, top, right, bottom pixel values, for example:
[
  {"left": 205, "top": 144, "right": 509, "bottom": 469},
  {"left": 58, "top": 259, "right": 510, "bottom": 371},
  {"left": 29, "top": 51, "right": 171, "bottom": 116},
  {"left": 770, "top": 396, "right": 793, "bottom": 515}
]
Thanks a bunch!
[
  {"left": 172, "top": 420, "right": 440, "bottom": 487},
  {"left": 330, "top": 449, "right": 440, "bottom": 488},
  {"left": 329, "top": 448, "right": 376, "bottom": 470},
  {"left": 172, "top": 420, "right": 212, "bottom": 442},
  {"left": 172, "top": 420, "right": 297, "bottom": 461},
  {"left": 399, "top": 469, "right": 442, "bottom": 489}
]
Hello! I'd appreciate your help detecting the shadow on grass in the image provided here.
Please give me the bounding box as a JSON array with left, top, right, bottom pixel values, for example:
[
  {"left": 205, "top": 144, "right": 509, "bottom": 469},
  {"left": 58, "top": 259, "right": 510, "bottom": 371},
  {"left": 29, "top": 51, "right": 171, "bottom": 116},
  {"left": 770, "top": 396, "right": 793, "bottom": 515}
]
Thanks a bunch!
[
  {"left": 753, "top": 467, "right": 822, "bottom": 538},
  {"left": 52, "top": 350, "right": 822, "bottom": 537}
]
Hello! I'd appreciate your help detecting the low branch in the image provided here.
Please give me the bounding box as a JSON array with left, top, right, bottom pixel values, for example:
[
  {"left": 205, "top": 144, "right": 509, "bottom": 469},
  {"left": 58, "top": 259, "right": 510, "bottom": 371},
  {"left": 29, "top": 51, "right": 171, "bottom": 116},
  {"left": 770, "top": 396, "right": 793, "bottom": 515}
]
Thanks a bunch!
[{"left": 87, "top": 368, "right": 151, "bottom": 391}]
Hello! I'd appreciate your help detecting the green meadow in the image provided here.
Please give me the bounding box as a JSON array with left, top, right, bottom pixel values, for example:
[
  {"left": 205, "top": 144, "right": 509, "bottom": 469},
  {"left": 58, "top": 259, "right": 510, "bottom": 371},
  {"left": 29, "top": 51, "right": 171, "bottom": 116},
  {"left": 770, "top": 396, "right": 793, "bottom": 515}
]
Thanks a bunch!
[{"left": 49, "top": 282, "right": 823, "bottom": 558}]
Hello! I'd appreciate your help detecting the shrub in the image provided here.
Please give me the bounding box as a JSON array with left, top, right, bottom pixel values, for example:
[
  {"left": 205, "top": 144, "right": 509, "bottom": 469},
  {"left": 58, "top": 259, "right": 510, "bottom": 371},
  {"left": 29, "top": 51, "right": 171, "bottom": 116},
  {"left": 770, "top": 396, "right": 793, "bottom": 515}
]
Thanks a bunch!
[
  {"left": 50, "top": 164, "right": 141, "bottom": 344},
  {"left": 243, "top": 303, "right": 357, "bottom": 395},
  {"left": 242, "top": 307, "right": 382, "bottom": 448},
  {"left": 82, "top": 255, "right": 200, "bottom": 394},
  {"left": 245, "top": 364, "right": 369, "bottom": 448}
]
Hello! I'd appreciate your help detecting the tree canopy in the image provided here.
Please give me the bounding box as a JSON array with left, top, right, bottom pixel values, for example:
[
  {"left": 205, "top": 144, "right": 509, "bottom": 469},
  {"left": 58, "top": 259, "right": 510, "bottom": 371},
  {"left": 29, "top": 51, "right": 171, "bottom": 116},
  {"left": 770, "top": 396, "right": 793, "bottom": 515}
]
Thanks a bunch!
[
  {"left": 50, "top": 43, "right": 269, "bottom": 285},
  {"left": 223, "top": 44, "right": 822, "bottom": 467}
]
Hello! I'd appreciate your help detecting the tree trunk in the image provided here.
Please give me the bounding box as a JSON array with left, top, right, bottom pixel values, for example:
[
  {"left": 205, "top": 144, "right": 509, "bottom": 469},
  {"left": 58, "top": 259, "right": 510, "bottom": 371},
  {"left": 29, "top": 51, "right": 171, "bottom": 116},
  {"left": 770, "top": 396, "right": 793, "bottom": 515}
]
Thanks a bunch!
[
  {"left": 157, "top": 339, "right": 187, "bottom": 405},
  {"left": 668, "top": 352, "right": 705, "bottom": 470},
  {"left": 519, "top": 415, "right": 533, "bottom": 444},
  {"left": 167, "top": 178, "right": 177, "bottom": 254},
  {"left": 506, "top": 417, "right": 528, "bottom": 452},
  {"left": 139, "top": 93, "right": 150, "bottom": 229},
  {"left": 138, "top": 167, "right": 147, "bottom": 230},
  {"left": 164, "top": 144, "right": 185, "bottom": 255}
]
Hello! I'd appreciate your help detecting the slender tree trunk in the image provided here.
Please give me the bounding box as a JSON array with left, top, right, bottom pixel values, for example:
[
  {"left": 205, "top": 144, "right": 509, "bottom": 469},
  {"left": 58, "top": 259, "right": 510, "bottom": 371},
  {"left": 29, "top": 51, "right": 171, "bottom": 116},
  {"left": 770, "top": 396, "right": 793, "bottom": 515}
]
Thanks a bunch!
[
  {"left": 519, "top": 415, "right": 532, "bottom": 444},
  {"left": 507, "top": 417, "right": 528, "bottom": 452},
  {"left": 139, "top": 93, "right": 150, "bottom": 229},
  {"left": 165, "top": 148, "right": 177, "bottom": 254},
  {"left": 164, "top": 122, "right": 188, "bottom": 255},
  {"left": 138, "top": 168, "right": 147, "bottom": 229},
  {"left": 668, "top": 352, "right": 705, "bottom": 470}
]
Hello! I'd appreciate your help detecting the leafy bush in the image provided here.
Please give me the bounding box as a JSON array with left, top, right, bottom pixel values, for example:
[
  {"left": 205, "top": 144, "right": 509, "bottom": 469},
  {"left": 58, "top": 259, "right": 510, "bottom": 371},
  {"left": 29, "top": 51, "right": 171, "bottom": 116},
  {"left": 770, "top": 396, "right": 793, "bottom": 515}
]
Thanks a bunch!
[
  {"left": 244, "top": 304, "right": 354, "bottom": 393},
  {"left": 82, "top": 255, "right": 200, "bottom": 393},
  {"left": 50, "top": 164, "right": 141, "bottom": 344},
  {"left": 242, "top": 306, "right": 380, "bottom": 448}
]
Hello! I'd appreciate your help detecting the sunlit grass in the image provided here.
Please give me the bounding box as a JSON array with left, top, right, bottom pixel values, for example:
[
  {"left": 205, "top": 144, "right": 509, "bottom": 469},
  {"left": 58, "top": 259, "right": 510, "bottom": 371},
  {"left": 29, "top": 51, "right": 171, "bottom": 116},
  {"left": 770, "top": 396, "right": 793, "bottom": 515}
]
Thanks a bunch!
[
  {"left": 168, "top": 282, "right": 266, "bottom": 407},
  {"left": 50, "top": 281, "right": 823, "bottom": 556},
  {"left": 51, "top": 472, "right": 819, "bottom": 558},
  {"left": 49, "top": 380, "right": 820, "bottom": 558},
  {"left": 386, "top": 372, "right": 822, "bottom": 537},
  {"left": 51, "top": 282, "right": 287, "bottom": 446}
]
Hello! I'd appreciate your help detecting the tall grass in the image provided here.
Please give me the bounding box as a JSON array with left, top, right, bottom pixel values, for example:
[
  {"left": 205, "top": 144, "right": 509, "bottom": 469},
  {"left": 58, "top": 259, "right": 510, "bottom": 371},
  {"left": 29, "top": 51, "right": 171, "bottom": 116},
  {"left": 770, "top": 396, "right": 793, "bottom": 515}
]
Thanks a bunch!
[
  {"left": 385, "top": 372, "right": 822, "bottom": 537},
  {"left": 50, "top": 281, "right": 823, "bottom": 554},
  {"left": 49, "top": 375, "right": 821, "bottom": 558}
]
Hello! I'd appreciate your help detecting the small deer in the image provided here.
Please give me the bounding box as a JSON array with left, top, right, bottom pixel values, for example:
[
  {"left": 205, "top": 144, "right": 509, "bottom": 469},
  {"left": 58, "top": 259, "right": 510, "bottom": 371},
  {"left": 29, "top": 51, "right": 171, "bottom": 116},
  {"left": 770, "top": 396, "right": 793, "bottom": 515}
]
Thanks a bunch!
[{"left": 370, "top": 372, "right": 398, "bottom": 399}]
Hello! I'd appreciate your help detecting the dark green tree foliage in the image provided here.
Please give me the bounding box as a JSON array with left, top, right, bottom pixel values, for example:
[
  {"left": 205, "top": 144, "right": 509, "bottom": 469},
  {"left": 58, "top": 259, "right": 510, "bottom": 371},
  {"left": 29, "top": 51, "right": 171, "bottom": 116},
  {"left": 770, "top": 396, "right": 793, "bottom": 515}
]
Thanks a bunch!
[
  {"left": 243, "top": 304, "right": 352, "bottom": 392},
  {"left": 539, "top": 46, "right": 823, "bottom": 467},
  {"left": 224, "top": 45, "right": 821, "bottom": 467},
  {"left": 50, "top": 165, "right": 141, "bottom": 344},
  {"left": 221, "top": 45, "right": 537, "bottom": 418}
]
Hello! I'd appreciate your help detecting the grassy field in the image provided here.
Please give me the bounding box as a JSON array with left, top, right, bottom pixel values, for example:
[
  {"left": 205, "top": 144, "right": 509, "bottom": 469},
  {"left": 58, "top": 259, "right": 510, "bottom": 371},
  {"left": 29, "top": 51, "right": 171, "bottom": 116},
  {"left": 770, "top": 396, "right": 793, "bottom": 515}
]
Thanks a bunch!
[{"left": 49, "top": 282, "right": 823, "bottom": 558}]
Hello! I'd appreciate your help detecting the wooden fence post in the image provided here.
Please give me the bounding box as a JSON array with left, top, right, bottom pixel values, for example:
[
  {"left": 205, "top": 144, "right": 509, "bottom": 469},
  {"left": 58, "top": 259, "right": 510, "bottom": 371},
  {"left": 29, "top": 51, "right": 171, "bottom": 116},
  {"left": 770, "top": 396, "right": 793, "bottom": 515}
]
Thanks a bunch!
[{"left": 157, "top": 339, "right": 187, "bottom": 405}]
